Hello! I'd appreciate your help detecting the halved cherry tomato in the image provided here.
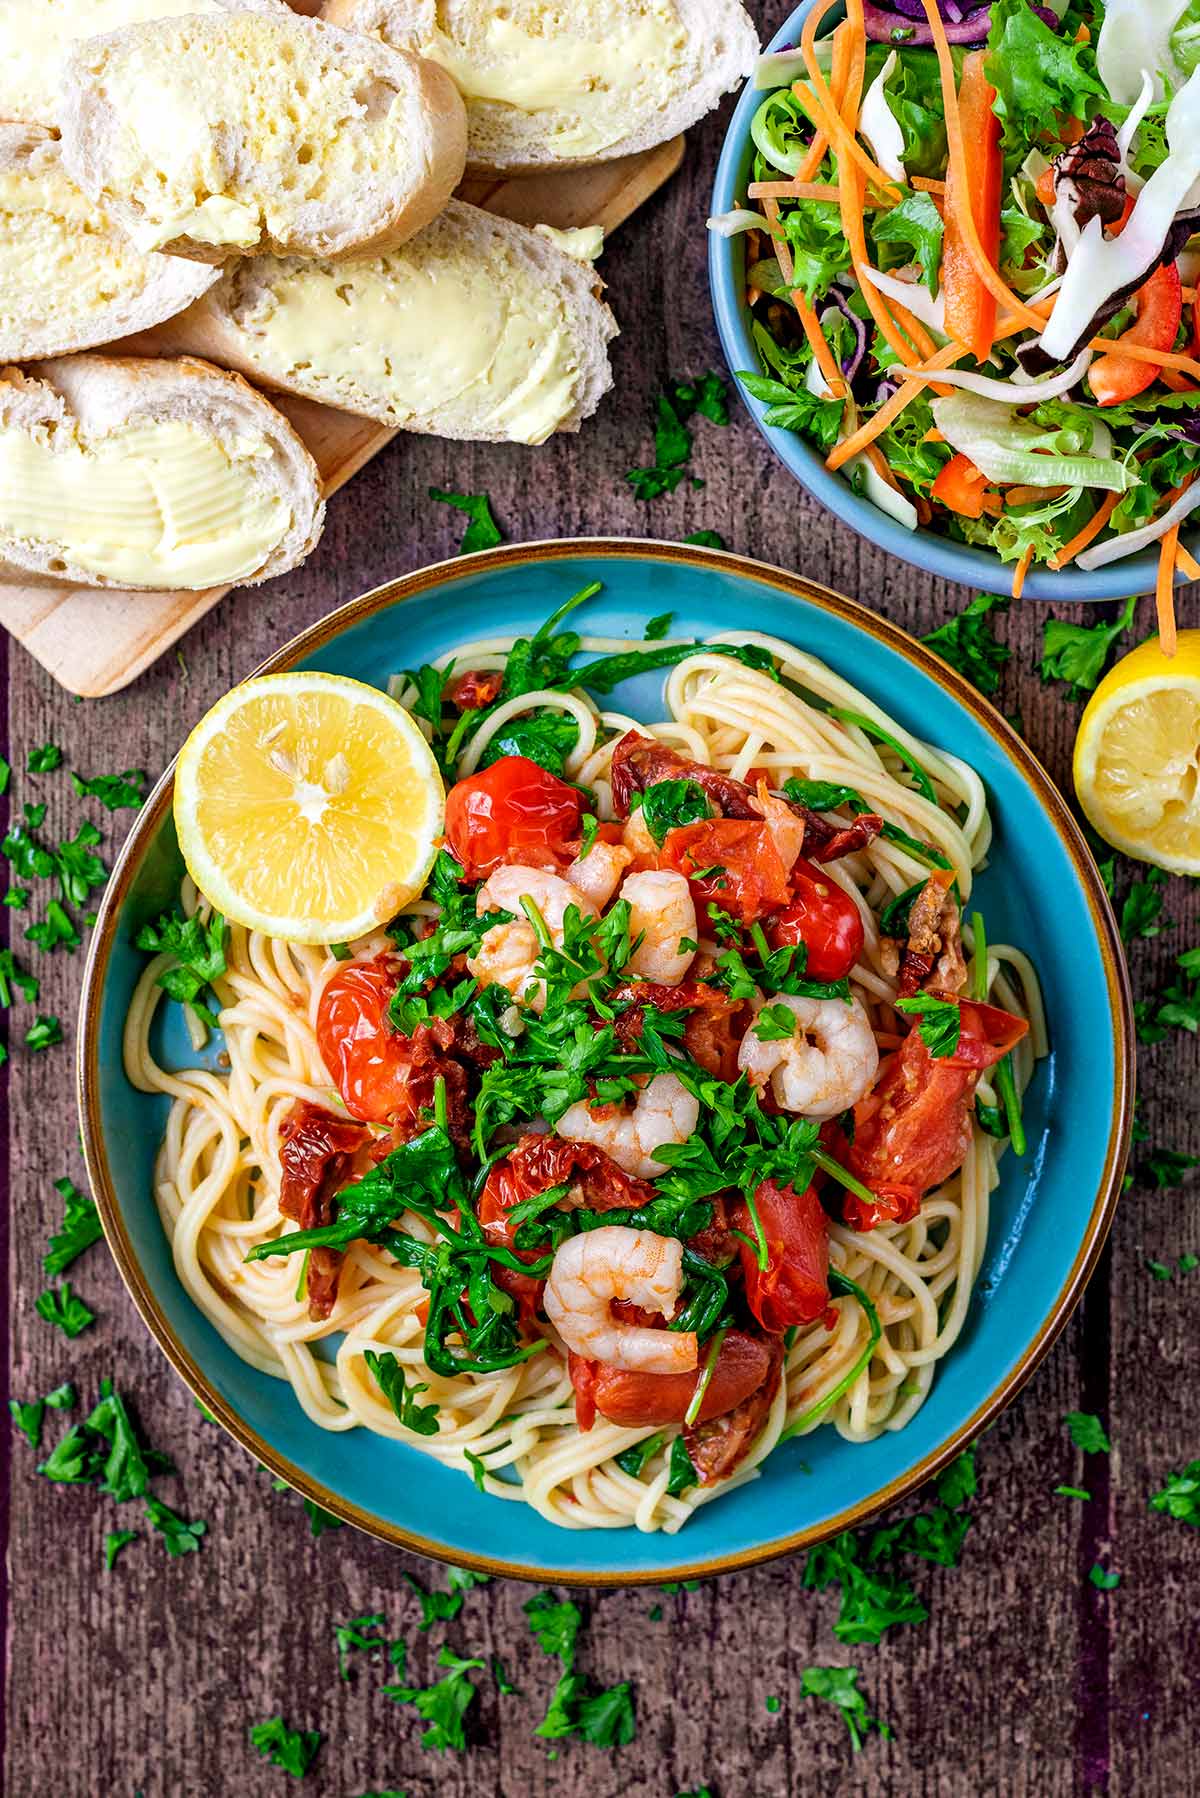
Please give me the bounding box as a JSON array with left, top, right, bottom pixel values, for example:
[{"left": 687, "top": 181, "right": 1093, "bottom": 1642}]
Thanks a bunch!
[
  {"left": 568, "top": 1329, "right": 775, "bottom": 1431},
  {"left": 316, "top": 954, "right": 410, "bottom": 1122},
  {"left": 766, "top": 859, "right": 865, "bottom": 982},
  {"left": 948, "top": 996, "right": 1029, "bottom": 1068},
  {"left": 659, "top": 817, "right": 791, "bottom": 924},
  {"left": 732, "top": 1179, "right": 829, "bottom": 1332},
  {"left": 846, "top": 1030, "right": 976, "bottom": 1213},
  {"left": 443, "top": 755, "right": 584, "bottom": 881}
]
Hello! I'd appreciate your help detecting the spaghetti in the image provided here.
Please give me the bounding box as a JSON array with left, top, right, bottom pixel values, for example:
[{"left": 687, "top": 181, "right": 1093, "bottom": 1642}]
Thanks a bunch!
[{"left": 125, "top": 608, "right": 1044, "bottom": 1534}]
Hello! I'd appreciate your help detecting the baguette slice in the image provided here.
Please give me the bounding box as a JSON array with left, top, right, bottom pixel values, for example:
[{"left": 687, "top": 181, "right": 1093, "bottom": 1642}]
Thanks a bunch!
[
  {"left": 58, "top": 13, "right": 467, "bottom": 264},
  {"left": 0, "top": 126, "right": 219, "bottom": 362},
  {"left": 0, "top": 0, "right": 293, "bottom": 129},
  {"left": 322, "top": 0, "right": 759, "bottom": 173},
  {"left": 167, "top": 199, "right": 617, "bottom": 444},
  {"left": 0, "top": 355, "right": 324, "bottom": 591}
]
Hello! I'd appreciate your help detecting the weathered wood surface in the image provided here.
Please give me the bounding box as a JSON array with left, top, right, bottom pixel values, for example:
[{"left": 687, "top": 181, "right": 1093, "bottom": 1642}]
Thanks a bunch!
[{"left": 5, "top": 6, "right": 1200, "bottom": 1790}]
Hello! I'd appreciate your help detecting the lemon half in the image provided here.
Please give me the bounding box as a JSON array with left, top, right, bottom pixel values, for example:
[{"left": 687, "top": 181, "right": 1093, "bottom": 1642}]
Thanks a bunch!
[
  {"left": 174, "top": 672, "right": 444, "bottom": 943},
  {"left": 1073, "top": 632, "right": 1200, "bottom": 874}
]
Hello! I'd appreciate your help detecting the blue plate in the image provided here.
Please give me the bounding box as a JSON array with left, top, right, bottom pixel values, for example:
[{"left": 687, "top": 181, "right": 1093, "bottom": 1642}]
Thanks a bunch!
[
  {"left": 708, "top": 0, "right": 1191, "bottom": 603},
  {"left": 78, "top": 541, "right": 1133, "bottom": 1583}
]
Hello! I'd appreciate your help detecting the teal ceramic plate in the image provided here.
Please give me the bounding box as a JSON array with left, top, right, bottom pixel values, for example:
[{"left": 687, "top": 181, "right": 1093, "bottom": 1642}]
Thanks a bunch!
[{"left": 79, "top": 540, "right": 1133, "bottom": 1584}]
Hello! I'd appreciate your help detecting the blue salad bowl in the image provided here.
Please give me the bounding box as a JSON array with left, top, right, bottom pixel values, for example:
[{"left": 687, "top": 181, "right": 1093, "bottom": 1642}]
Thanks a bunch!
[
  {"left": 709, "top": 0, "right": 1193, "bottom": 603},
  {"left": 78, "top": 540, "right": 1133, "bottom": 1584}
]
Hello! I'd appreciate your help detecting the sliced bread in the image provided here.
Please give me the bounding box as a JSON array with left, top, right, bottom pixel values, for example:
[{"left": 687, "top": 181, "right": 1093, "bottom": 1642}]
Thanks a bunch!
[
  {"left": 0, "top": 126, "right": 218, "bottom": 362},
  {"left": 0, "top": 355, "right": 324, "bottom": 591},
  {"left": 58, "top": 13, "right": 467, "bottom": 263},
  {"left": 322, "top": 0, "right": 759, "bottom": 172},
  {"left": 0, "top": 0, "right": 292, "bottom": 128},
  {"left": 166, "top": 199, "right": 618, "bottom": 444}
]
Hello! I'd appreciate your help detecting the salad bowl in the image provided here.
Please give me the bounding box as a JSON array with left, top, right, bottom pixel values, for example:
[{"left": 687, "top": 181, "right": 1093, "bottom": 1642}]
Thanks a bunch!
[
  {"left": 78, "top": 539, "right": 1133, "bottom": 1583},
  {"left": 709, "top": 0, "right": 1200, "bottom": 602}
]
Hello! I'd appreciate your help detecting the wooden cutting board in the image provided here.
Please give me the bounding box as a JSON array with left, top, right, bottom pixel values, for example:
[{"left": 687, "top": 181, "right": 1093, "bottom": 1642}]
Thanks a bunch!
[{"left": 0, "top": 136, "right": 684, "bottom": 698}]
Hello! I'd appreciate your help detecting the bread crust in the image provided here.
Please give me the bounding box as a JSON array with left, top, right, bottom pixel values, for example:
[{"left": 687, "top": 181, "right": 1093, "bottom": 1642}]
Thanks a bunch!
[
  {"left": 162, "top": 199, "right": 618, "bottom": 441},
  {"left": 322, "top": 0, "right": 759, "bottom": 174},
  {"left": 0, "top": 125, "right": 218, "bottom": 361},
  {"left": 58, "top": 13, "right": 467, "bottom": 263},
  {"left": 0, "top": 354, "right": 325, "bottom": 590}
]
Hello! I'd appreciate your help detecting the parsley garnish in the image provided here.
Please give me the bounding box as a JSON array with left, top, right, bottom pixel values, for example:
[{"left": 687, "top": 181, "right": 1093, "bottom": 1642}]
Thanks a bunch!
[
  {"left": 145, "top": 1495, "right": 206, "bottom": 1556},
  {"left": 644, "top": 612, "right": 673, "bottom": 638},
  {"left": 27, "top": 743, "right": 63, "bottom": 773},
  {"left": 895, "top": 993, "right": 961, "bottom": 1058},
  {"left": 135, "top": 907, "right": 227, "bottom": 1031},
  {"left": 365, "top": 1349, "right": 440, "bottom": 1437},
  {"left": 383, "top": 1645, "right": 485, "bottom": 1753},
  {"left": 1089, "top": 1564, "right": 1121, "bottom": 1590},
  {"left": 302, "top": 1496, "right": 343, "bottom": 1538},
  {"left": 1145, "top": 1147, "right": 1199, "bottom": 1189},
  {"left": 523, "top": 1590, "right": 637, "bottom": 1747},
  {"left": 1054, "top": 1485, "right": 1092, "bottom": 1501},
  {"left": 1120, "top": 869, "right": 1168, "bottom": 943},
  {"left": 44, "top": 1175, "right": 102, "bottom": 1276},
  {"left": 429, "top": 487, "right": 503, "bottom": 555},
  {"left": 921, "top": 593, "right": 1011, "bottom": 697},
  {"left": 1039, "top": 596, "right": 1136, "bottom": 698},
  {"left": 634, "top": 778, "right": 711, "bottom": 845},
  {"left": 249, "top": 1717, "right": 322, "bottom": 1778},
  {"left": 104, "top": 1529, "right": 137, "bottom": 1571},
  {"left": 404, "top": 1566, "right": 489, "bottom": 1632},
  {"left": 626, "top": 373, "right": 729, "bottom": 500},
  {"left": 25, "top": 1013, "right": 63, "bottom": 1051},
  {"left": 800, "top": 1666, "right": 891, "bottom": 1752},
  {"left": 10, "top": 1397, "right": 45, "bottom": 1449},
  {"left": 35, "top": 1280, "right": 94, "bottom": 1336},
  {"left": 1149, "top": 1460, "right": 1200, "bottom": 1525},
  {"left": 752, "top": 1002, "right": 799, "bottom": 1043},
  {"left": 335, "top": 1613, "right": 389, "bottom": 1679},
  {"left": 684, "top": 528, "right": 727, "bottom": 549},
  {"left": 72, "top": 769, "right": 147, "bottom": 811},
  {"left": 1064, "top": 1412, "right": 1111, "bottom": 1454}
]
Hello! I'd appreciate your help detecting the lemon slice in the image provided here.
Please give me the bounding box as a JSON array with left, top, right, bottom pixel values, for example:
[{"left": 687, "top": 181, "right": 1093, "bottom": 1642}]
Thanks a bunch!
[
  {"left": 174, "top": 672, "right": 444, "bottom": 942},
  {"left": 1073, "top": 632, "right": 1200, "bottom": 874}
]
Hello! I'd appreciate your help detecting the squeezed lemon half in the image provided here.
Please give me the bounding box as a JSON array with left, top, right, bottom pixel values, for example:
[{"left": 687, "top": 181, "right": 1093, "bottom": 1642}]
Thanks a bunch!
[
  {"left": 1073, "top": 632, "right": 1200, "bottom": 875},
  {"left": 174, "top": 671, "right": 444, "bottom": 943}
]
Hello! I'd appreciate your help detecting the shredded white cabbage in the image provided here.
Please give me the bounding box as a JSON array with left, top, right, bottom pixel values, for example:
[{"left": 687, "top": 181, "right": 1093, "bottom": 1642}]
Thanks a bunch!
[
  {"left": 860, "top": 263, "right": 946, "bottom": 332},
  {"left": 931, "top": 391, "right": 1142, "bottom": 489},
  {"left": 1037, "top": 64, "right": 1200, "bottom": 361},
  {"left": 1077, "top": 478, "right": 1200, "bottom": 566},
  {"left": 706, "top": 208, "right": 765, "bottom": 237},
  {"left": 807, "top": 347, "right": 918, "bottom": 530},
  {"left": 1097, "top": 0, "right": 1188, "bottom": 103},
  {"left": 859, "top": 51, "right": 906, "bottom": 183},
  {"left": 753, "top": 48, "right": 810, "bottom": 89},
  {"left": 906, "top": 345, "right": 1092, "bottom": 403}
]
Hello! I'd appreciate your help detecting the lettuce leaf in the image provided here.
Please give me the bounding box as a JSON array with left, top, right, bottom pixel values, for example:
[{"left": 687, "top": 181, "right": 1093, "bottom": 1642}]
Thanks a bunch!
[
  {"left": 779, "top": 200, "right": 852, "bottom": 303},
  {"left": 871, "top": 192, "right": 944, "bottom": 295},
  {"left": 985, "top": 0, "right": 1106, "bottom": 160}
]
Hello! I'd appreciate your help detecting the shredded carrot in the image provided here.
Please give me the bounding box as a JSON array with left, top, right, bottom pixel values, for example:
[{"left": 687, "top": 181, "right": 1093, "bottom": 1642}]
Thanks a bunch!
[
  {"left": 922, "top": 428, "right": 946, "bottom": 442},
  {"left": 1183, "top": 285, "right": 1198, "bottom": 303},
  {"left": 1163, "top": 369, "right": 1198, "bottom": 393},
  {"left": 1047, "top": 492, "right": 1119, "bottom": 570},
  {"left": 798, "top": 0, "right": 903, "bottom": 200},
  {"left": 910, "top": 176, "right": 947, "bottom": 195},
  {"left": 1075, "top": 22, "right": 1090, "bottom": 41},
  {"left": 1006, "top": 484, "right": 1069, "bottom": 506},
  {"left": 826, "top": 343, "right": 967, "bottom": 469},
  {"left": 865, "top": 442, "right": 904, "bottom": 491},
  {"left": 1011, "top": 545, "right": 1035, "bottom": 598},
  {"left": 1175, "top": 539, "right": 1200, "bottom": 580},
  {"left": 793, "top": 78, "right": 902, "bottom": 201},
  {"left": 792, "top": 288, "right": 850, "bottom": 395},
  {"left": 1158, "top": 527, "right": 1180, "bottom": 655},
  {"left": 885, "top": 293, "right": 943, "bottom": 367},
  {"left": 748, "top": 179, "right": 883, "bottom": 206},
  {"left": 829, "top": 18, "right": 852, "bottom": 112}
]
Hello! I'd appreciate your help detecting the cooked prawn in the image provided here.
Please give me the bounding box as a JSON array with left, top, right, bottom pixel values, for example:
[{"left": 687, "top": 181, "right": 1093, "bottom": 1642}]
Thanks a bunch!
[
  {"left": 557, "top": 1071, "right": 699, "bottom": 1178},
  {"left": 543, "top": 1224, "right": 698, "bottom": 1373},
  {"left": 750, "top": 779, "right": 806, "bottom": 871},
  {"left": 621, "top": 807, "right": 659, "bottom": 861},
  {"left": 621, "top": 869, "right": 697, "bottom": 986},
  {"left": 566, "top": 838, "right": 633, "bottom": 909},
  {"left": 467, "top": 865, "right": 596, "bottom": 1014},
  {"left": 737, "top": 991, "right": 878, "bottom": 1117}
]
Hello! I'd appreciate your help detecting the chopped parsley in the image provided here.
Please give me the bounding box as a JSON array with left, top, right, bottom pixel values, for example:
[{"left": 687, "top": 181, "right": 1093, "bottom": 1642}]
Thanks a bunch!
[
  {"left": 428, "top": 487, "right": 503, "bottom": 556},
  {"left": 135, "top": 907, "right": 227, "bottom": 1032},
  {"left": 895, "top": 993, "right": 961, "bottom": 1058},
  {"left": 71, "top": 769, "right": 147, "bottom": 811},
  {"left": 1089, "top": 1564, "right": 1121, "bottom": 1590},
  {"left": 104, "top": 1529, "right": 137, "bottom": 1571},
  {"left": 9, "top": 1398, "right": 45, "bottom": 1450},
  {"left": 684, "top": 529, "right": 727, "bottom": 549},
  {"left": 27, "top": 743, "right": 63, "bottom": 773},
  {"left": 145, "top": 1496, "right": 206, "bottom": 1556},
  {"left": 249, "top": 1717, "right": 322, "bottom": 1779},
  {"left": 800, "top": 1666, "right": 892, "bottom": 1752},
  {"left": 524, "top": 1590, "right": 636, "bottom": 1748},
  {"left": 365, "top": 1349, "right": 440, "bottom": 1437},
  {"left": 302, "top": 1496, "right": 343, "bottom": 1538},
  {"left": 44, "top": 1175, "right": 102, "bottom": 1276},
  {"left": 644, "top": 612, "right": 673, "bottom": 638},
  {"left": 634, "top": 778, "right": 711, "bottom": 845},
  {"left": 626, "top": 373, "right": 729, "bottom": 500},
  {"left": 1120, "top": 869, "right": 1168, "bottom": 943},
  {"left": 383, "top": 1646, "right": 485, "bottom": 1753},
  {"left": 0, "top": 947, "right": 38, "bottom": 1007},
  {"left": 921, "top": 593, "right": 1011, "bottom": 697},
  {"left": 1064, "top": 1412, "right": 1111, "bottom": 1454},
  {"left": 34, "top": 1281, "right": 94, "bottom": 1336},
  {"left": 1149, "top": 1459, "right": 1200, "bottom": 1526},
  {"left": 1054, "top": 1485, "right": 1092, "bottom": 1501},
  {"left": 1145, "top": 1147, "right": 1199, "bottom": 1189},
  {"left": 25, "top": 1013, "right": 63, "bottom": 1051},
  {"left": 1039, "top": 596, "right": 1136, "bottom": 698},
  {"left": 404, "top": 1566, "right": 490, "bottom": 1632},
  {"left": 1135, "top": 948, "right": 1200, "bottom": 1042},
  {"left": 335, "top": 1613, "right": 389, "bottom": 1679}
]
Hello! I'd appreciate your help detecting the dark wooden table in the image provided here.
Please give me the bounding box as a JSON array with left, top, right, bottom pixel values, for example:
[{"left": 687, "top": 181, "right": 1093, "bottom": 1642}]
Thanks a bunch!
[{"left": 5, "top": 12, "right": 1199, "bottom": 1790}]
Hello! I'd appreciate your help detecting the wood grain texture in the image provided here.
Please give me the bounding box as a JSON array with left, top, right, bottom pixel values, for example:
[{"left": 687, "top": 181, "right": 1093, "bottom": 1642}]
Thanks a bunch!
[
  {"left": 4, "top": 8, "right": 1200, "bottom": 1793},
  {"left": 0, "top": 136, "right": 683, "bottom": 699}
]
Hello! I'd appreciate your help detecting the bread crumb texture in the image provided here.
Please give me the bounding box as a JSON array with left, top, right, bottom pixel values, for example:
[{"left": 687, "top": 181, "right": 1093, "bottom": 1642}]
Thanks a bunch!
[
  {"left": 0, "top": 0, "right": 227, "bottom": 125},
  {"left": 76, "top": 16, "right": 431, "bottom": 254}
]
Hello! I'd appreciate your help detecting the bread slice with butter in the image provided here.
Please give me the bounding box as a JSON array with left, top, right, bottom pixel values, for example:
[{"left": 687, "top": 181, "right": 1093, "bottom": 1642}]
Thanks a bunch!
[
  {"left": 0, "top": 355, "right": 324, "bottom": 591},
  {"left": 0, "top": 0, "right": 293, "bottom": 129},
  {"left": 164, "top": 199, "right": 617, "bottom": 444},
  {"left": 58, "top": 13, "right": 467, "bottom": 263},
  {"left": 0, "top": 126, "right": 219, "bottom": 362},
  {"left": 322, "top": 0, "right": 759, "bottom": 172}
]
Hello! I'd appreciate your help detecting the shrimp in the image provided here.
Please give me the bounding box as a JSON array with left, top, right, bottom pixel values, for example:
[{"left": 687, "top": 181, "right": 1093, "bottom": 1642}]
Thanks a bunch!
[
  {"left": 557, "top": 1071, "right": 699, "bottom": 1178},
  {"left": 749, "top": 779, "right": 806, "bottom": 872},
  {"left": 566, "top": 838, "right": 633, "bottom": 909},
  {"left": 466, "top": 865, "right": 596, "bottom": 1014},
  {"left": 544, "top": 1224, "right": 698, "bottom": 1373},
  {"left": 621, "top": 869, "right": 697, "bottom": 986},
  {"left": 621, "top": 807, "right": 658, "bottom": 861},
  {"left": 737, "top": 991, "right": 879, "bottom": 1118}
]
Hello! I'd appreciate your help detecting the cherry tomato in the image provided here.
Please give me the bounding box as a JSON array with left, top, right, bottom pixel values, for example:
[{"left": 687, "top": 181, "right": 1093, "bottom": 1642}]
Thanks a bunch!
[
  {"left": 443, "top": 755, "right": 584, "bottom": 881},
  {"left": 766, "top": 858, "right": 864, "bottom": 982},
  {"left": 948, "top": 997, "right": 1029, "bottom": 1069},
  {"left": 659, "top": 817, "right": 791, "bottom": 924},
  {"left": 846, "top": 1029, "right": 976, "bottom": 1212},
  {"left": 568, "top": 1330, "right": 775, "bottom": 1430},
  {"left": 732, "top": 1179, "right": 830, "bottom": 1331},
  {"left": 315, "top": 953, "right": 413, "bottom": 1123}
]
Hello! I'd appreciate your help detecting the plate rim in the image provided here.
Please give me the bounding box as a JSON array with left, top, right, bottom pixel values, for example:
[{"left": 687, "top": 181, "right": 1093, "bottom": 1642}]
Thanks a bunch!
[{"left": 77, "top": 535, "right": 1135, "bottom": 1584}]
